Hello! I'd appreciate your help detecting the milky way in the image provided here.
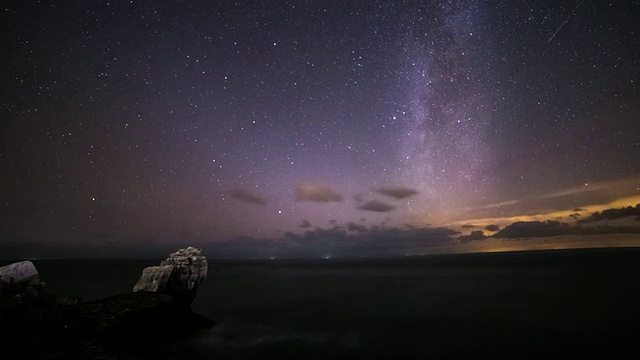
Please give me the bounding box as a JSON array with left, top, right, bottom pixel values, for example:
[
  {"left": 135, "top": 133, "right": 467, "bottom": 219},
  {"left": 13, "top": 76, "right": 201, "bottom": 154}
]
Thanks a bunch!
[
  {"left": 2, "top": 0, "right": 639, "bottom": 258},
  {"left": 391, "top": 0, "right": 491, "bottom": 219}
]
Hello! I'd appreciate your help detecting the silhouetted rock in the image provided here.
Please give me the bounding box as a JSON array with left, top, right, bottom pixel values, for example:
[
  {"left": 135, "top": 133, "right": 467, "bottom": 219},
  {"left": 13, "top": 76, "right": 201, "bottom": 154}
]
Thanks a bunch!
[
  {"left": 73, "top": 292, "right": 212, "bottom": 343},
  {"left": 0, "top": 250, "right": 213, "bottom": 359},
  {"left": 0, "top": 261, "right": 72, "bottom": 359}
]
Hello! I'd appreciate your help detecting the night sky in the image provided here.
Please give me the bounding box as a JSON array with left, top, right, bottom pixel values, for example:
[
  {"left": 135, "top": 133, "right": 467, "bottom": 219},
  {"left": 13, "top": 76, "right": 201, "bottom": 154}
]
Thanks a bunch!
[{"left": 2, "top": 0, "right": 639, "bottom": 259}]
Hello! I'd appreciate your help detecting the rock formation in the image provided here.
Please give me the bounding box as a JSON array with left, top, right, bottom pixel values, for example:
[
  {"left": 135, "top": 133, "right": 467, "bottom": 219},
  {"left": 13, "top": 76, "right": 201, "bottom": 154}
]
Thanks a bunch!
[
  {"left": 0, "top": 260, "right": 40, "bottom": 288},
  {"left": 0, "top": 261, "right": 70, "bottom": 359},
  {"left": 133, "top": 246, "right": 208, "bottom": 306},
  {"left": 133, "top": 265, "right": 174, "bottom": 292},
  {"left": 0, "top": 260, "right": 53, "bottom": 313},
  {"left": 0, "top": 248, "right": 212, "bottom": 359}
]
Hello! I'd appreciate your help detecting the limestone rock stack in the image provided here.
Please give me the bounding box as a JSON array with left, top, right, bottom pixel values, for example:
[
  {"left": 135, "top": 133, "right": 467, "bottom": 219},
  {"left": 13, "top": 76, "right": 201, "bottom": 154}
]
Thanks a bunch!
[{"left": 133, "top": 247, "right": 208, "bottom": 306}]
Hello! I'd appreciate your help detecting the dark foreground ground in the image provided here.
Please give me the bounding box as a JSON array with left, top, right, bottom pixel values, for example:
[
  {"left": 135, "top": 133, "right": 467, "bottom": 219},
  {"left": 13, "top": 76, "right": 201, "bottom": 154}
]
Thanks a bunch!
[{"left": 4, "top": 247, "right": 640, "bottom": 359}]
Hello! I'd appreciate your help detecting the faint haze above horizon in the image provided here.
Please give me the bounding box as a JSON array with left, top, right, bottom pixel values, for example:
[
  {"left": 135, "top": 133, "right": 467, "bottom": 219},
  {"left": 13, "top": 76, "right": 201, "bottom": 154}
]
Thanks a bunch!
[{"left": 2, "top": 0, "right": 639, "bottom": 258}]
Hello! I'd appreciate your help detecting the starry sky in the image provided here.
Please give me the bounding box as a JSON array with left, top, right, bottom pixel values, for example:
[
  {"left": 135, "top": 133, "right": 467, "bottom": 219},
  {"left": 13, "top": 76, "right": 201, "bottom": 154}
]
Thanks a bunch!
[{"left": 2, "top": 0, "right": 640, "bottom": 259}]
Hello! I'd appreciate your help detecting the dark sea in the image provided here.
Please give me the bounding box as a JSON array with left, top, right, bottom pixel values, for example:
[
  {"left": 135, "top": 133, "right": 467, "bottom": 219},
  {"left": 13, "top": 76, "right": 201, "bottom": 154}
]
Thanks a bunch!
[{"left": 4, "top": 247, "right": 640, "bottom": 359}]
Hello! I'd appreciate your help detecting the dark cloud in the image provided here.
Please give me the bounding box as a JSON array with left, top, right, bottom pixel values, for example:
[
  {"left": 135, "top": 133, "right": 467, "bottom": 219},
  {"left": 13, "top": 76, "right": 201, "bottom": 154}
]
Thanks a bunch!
[
  {"left": 300, "top": 220, "right": 311, "bottom": 228},
  {"left": 209, "top": 224, "right": 460, "bottom": 258},
  {"left": 284, "top": 226, "right": 348, "bottom": 243},
  {"left": 295, "top": 183, "right": 343, "bottom": 202},
  {"left": 573, "top": 208, "right": 586, "bottom": 212},
  {"left": 493, "top": 221, "right": 573, "bottom": 238},
  {"left": 458, "top": 230, "right": 487, "bottom": 243},
  {"left": 361, "top": 226, "right": 457, "bottom": 250},
  {"left": 358, "top": 200, "right": 395, "bottom": 212},
  {"left": 579, "top": 204, "right": 640, "bottom": 223},
  {"left": 461, "top": 224, "right": 477, "bottom": 228},
  {"left": 375, "top": 186, "right": 419, "bottom": 200},
  {"left": 493, "top": 220, "right": 640, "bottom": 239},
  {"left": 329, "top": 219, "right": 338, "bottom": 225},
  {"left": 484, "top": 224, "right": 500, "bottom": 231},
  {"left": 346, "top": 222, "right": 368, "bottom": 233},
  {"left": 569, "top": 213, "right": 581, "bottom": 219},
  {"left": 229, "top": 189, "right": 267, "bottom": 205}
]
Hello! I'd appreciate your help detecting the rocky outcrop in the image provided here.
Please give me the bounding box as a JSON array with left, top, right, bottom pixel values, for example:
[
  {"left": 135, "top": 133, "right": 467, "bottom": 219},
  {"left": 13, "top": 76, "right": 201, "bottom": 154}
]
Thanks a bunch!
[
  {"left": 133, "top": 247, "right": 208, "bottom": 306},
  {"left": 0, "top": 261, "right": 72, "bottom": 359},
  {"left": 0, "top": 248, "right": 213, "bottom": 359},
  {"left": 133, "top": 265, "right": 174, "bottom": 292},
  {"left": 0, "top": 260, "right": 40, "bottom": 289},
  {"left": 0, "top": 261, "right": 56, "bottom": 322},
  {"left": 74, "top": 292, "right": 212, "bottom": 350}
]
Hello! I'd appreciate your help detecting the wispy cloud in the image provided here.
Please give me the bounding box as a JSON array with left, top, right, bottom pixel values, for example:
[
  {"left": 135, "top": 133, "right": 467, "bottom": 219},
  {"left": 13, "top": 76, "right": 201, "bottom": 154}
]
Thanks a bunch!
[
  {"left": 295, "top": 183, "right": 343, "bottom": 202},
  {"left": 229, "top": 189, "right": 267, "bottom": 205},
  {"left": 300, "top": 220, "right": 312, "bottom": 228},
  {"left": 448, "top": 195, "right": 640, "bottom": 235},
  {"left": 375, "top": 186, "right": 419, "bottom": 200},
  {"left": 459, "top": 177, "right": 640, "bottom": 222},
  {"left": 358, "top": 200, "right": 396, "bottom": 212}
]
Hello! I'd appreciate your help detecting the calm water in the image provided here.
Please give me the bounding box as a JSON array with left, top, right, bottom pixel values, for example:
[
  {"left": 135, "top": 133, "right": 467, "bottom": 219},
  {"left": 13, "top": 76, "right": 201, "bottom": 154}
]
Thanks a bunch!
[{"left": 4, "top": 247, "right": 640, "bottom": 359}]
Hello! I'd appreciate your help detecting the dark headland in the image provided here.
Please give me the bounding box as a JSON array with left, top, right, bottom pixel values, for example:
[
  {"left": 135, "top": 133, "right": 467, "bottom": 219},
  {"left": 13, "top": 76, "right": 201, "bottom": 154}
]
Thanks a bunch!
[{"left": 0, "top": 247, "right": 213, "bottom": 360}]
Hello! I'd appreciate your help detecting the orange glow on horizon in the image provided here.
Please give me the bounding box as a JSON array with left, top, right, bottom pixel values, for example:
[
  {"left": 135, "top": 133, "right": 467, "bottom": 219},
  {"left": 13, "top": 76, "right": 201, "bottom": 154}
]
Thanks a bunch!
[{"left": 441, "top": 194, "right": 640, "bottom": 234}]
